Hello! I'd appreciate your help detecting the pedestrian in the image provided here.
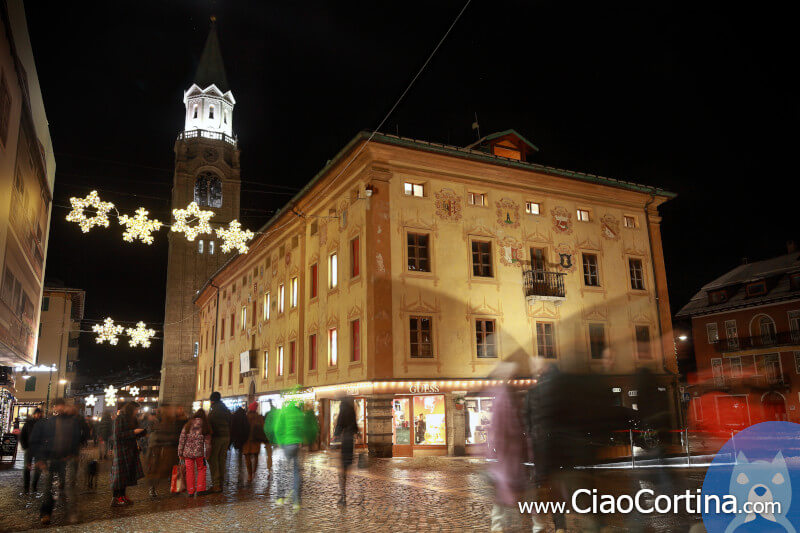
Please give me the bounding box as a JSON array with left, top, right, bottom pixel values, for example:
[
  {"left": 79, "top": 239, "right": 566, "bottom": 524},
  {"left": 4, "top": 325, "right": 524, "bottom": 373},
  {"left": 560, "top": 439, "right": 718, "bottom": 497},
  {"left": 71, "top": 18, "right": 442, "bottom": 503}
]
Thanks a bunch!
[
  {"left": 30, "top": 399, "right": 81, "bottom": 525},
  {"left": 262, "top": 400, "right": 276, "bottom": 472},
  {"left": 333, "top": 397, "right": 359, "bottom": 506},
  {"left": 272, "top": 401, "right": 318, "bottom": 510},
  {"left": 110, "top": 401, "right": 146, "bottom": 507},
  {"left": 178, "top": 408, "right": 212, "bottom": 497},
  {"left": 242, "top": 401, "right": 266, "bottom": 483},
  {"left": 207, "top": 391, "right": 231, "bottom": 493},
  {"left": 97, "top": 411, "right": 112, "bottom": 460},
  {"left": 19, "top": 408, "right": 43, "bottom": 494},
  {"left": 144, "top": 405, "right": 180, "bottom": 498},
  {"left": 230, "top": 404, "right": 248, "bottom": 480},
  {"left": 138, "top": 411, "right": 153, "bottom": 459}
]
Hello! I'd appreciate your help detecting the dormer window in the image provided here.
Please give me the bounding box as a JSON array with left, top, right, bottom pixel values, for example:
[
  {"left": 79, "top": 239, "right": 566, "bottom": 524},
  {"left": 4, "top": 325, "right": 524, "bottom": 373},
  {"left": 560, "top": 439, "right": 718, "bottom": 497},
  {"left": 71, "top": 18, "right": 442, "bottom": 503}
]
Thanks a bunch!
[
  {"left": 208, "top": 105, "right": 215, "bottom": 119},
  {"left": 709, "top": 289, "right": 728, "bottom": 304},
  {"left": 192, "top": 104, "right": 199, "bottom": 119},
  {"left": 746, "top": 281, "right": 767, "bottom": 297}
]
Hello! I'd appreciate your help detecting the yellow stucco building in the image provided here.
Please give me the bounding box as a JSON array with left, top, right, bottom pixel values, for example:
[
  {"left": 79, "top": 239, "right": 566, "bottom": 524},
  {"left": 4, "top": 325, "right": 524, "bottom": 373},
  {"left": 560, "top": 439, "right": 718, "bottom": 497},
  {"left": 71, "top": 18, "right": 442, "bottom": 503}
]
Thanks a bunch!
[{"left": 194, "top": 130, "right": 676, "bottom": 456}]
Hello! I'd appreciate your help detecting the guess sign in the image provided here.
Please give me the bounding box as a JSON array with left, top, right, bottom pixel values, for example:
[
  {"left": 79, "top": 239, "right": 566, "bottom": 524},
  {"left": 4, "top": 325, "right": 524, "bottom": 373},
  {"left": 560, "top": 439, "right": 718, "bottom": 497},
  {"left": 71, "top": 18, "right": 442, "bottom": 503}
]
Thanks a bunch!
[{"left": 409, "top": 383, "right": 440, "bottom": 394}]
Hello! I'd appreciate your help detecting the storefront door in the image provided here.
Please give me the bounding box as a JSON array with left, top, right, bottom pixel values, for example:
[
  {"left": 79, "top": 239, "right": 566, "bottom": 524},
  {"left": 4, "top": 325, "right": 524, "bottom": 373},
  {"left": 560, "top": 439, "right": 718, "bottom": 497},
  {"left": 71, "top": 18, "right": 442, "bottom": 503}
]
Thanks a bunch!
[{"left": 392, "top": 394, "right": 446, "bottom": 456}]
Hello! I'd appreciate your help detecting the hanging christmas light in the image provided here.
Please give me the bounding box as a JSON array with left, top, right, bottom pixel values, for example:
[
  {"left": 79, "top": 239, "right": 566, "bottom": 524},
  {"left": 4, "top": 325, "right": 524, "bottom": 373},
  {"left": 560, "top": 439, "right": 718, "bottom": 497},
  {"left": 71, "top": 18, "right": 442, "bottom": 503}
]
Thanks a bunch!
[
  {"left": 216, "top": 219, "right": 255, "bottom": 254},
  {"left": 118, "top": 207, "right": 163, "bottom": 244},
  {"left": 66, "top": 190, "right": 115, "bottom": 233},
  {"left": 92, "top": 317, "right": 124, "bottom": 345},
  {"left": 126, "top": 321, "right": 156, "bottom": 348},
  {"left": 104, "top": 385, "right": 118, "bottom": 406},
  {"left": 129, "top": 386, "right": 140, "bottom": 397},
  {"left": 85, "top": 394, "right": 98, "bottom": 407},
  {"left": 171, "top": 201, "right": 214, "bottom": 241}
]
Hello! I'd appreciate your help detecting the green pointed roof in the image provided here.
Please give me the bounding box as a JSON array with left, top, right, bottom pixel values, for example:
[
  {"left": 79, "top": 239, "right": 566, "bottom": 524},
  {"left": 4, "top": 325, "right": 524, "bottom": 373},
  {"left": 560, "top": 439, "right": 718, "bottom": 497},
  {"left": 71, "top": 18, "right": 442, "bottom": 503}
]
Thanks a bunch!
[{"left": 194, "top": 20, "right": 229, "bottom": 93}]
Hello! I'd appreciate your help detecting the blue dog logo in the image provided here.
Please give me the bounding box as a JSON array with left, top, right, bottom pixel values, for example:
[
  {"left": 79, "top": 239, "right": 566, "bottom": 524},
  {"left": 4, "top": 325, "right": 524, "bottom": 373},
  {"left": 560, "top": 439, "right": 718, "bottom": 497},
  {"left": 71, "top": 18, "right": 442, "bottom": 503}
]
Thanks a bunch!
[{"left": 724, "top": 451, "right": 795, "bottom": 533}]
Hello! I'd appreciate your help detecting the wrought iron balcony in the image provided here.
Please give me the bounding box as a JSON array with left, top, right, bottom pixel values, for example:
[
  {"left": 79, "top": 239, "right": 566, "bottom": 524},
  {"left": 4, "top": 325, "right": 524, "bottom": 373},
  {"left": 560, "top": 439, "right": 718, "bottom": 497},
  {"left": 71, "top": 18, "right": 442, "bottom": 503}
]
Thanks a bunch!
[
  {"left": 523, "top": 270, "right": 566, "bottom": 304},
  {"left": 177, "top": 128, "right": 237, "bottom": 146},
  {"left": 712, "top": 330, "right": 800, "bottom": 353}
]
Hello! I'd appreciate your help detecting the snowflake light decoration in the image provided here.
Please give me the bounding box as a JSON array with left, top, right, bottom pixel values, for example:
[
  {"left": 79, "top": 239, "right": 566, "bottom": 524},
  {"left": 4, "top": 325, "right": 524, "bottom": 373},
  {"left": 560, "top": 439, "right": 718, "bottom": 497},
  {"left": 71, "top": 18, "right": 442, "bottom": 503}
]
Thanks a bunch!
[
  {"left": 104, "top": 385, "right": 118, "bottom": 407},
  {"left": 171, "top": 201, "right": 214, "bottom": 241},
  {"left": 92, "top": 317, "right": 124, "bottom": 345},
  {"left": 126, "top": 321, "right": 156, "bottom": 348},
  {"left": 85, "top": 394, "right": 98, "bottom": 407},
  {"left": 118, "top": 207, "right": 162, "bottom": 244},
  {"left": 66, "top": 190, "right": 115, "bottom": 233},
  {"left": 129, "top": 386, "right": 140, "bottom": 397},
  {"left": 216, "top": 219, "right": 255, "bottom": 254}
]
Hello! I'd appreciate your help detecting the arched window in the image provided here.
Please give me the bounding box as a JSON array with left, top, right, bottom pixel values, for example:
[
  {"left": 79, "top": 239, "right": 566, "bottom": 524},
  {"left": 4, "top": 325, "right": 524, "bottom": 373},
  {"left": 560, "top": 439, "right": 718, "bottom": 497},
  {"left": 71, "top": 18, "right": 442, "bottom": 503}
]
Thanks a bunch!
[
  {"left": 192, "top": 104, "right": 198, "bottom": 119},
  {"left": 224, "top": 111, "right": 227, "bottom": 124},
  {"left": 758, "top": 315, "right": 777, "bottom": 344},
  {"left": 208, "top": 105, "right": 215, "bottom": 119},
  {"left": 198, "top": 239, "right": 204, "bottom": 254},
  {"left": 194, "top": 172, "right": 223, "bottom": 208}
]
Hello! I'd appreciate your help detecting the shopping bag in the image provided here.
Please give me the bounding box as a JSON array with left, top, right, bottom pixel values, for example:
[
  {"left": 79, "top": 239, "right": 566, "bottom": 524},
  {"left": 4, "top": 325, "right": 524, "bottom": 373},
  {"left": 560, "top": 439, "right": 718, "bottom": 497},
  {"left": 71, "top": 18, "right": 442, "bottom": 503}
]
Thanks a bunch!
[{"left": 170, "top": 464, "right": 185, "bottom": 493}]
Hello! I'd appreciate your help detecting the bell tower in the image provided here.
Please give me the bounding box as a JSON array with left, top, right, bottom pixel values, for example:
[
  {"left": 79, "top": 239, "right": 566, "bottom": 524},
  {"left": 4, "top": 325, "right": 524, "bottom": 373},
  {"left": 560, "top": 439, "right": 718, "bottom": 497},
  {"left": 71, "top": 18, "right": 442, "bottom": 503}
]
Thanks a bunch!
[{"left": 160, "top": 19, "right": 240, "bottom": 407}]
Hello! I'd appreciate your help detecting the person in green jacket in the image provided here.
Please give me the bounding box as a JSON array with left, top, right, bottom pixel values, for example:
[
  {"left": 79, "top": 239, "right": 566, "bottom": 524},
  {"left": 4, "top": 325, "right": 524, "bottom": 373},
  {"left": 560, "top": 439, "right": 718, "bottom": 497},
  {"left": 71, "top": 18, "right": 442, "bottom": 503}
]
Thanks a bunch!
[{"left": 272, "top": 401, "right": 318, "bottom": 510}]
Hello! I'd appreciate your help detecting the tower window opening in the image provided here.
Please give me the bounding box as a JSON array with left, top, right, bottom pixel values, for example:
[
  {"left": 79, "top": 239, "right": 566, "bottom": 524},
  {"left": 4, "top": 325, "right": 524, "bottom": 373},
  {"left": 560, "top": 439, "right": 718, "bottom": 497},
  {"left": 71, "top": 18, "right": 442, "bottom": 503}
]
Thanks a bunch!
[
  {"left": 198, "top": 239, "right": 204, "bottom": 254},
  {"left": 224, "top": 111, "right": 227, "bottom": 124},
  {"left": 208, "top": 105, "right": 215, "bottom": 119},
  {"left": 194, "top": 172, "right": 223, "bottom": 208},
  {"left": 192, "top": 104, "right": 198, "bottom": 119}
]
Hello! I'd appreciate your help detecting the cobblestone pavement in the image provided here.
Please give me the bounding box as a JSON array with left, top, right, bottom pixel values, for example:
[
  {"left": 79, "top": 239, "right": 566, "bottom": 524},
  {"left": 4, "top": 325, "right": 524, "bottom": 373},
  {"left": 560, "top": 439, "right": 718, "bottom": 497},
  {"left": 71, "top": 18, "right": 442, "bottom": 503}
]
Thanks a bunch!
[{"left": 0, "top": 446, "right": 708, "bottom": 532}]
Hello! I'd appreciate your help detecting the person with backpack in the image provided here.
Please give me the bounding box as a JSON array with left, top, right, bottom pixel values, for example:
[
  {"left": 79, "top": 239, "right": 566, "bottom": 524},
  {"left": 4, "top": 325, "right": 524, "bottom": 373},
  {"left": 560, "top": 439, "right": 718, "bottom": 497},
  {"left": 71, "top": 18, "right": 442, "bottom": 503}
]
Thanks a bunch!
[
  {"left": 241, "top": 402, "right": 266, "bottom": 483},
  {"left": 178, "top": 409, "right": 212, "bottom": 497},
  {"left": 272, "top": 401, "right": 318, "bottom": 510}
]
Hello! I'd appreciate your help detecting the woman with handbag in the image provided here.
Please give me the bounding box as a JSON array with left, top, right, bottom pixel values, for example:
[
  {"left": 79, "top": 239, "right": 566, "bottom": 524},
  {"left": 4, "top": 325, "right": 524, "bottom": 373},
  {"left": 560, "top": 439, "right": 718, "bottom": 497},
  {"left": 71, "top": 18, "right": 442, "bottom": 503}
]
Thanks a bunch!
[
  {"left": 110, "top": 402, "right": 146, "bottom": 507},
  {"left": 333, "top": 397, "right": 359, "bottom": 506},
  {"left": 178, "top": 408, "right": 212, "bottom": 497},
  {"left": 241, "top": 402, "right": 266, "bottom": 483}
]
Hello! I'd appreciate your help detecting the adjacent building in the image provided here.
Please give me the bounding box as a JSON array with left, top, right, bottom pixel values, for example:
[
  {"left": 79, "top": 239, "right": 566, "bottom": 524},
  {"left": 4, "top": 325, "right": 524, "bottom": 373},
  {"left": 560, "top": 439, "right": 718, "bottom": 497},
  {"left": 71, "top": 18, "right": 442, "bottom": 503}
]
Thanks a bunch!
[
  {"left": 11, "top": 285, "right": 84, "bottom": 422},
  {"left": 0, "top": 0, "right": 56, "bottom": 432},
  {"left": 193, "top": 128, "right": 678, "bottom": 456},
  {"left": 677, "top": 244, "right": 800, "bottom": 429}
]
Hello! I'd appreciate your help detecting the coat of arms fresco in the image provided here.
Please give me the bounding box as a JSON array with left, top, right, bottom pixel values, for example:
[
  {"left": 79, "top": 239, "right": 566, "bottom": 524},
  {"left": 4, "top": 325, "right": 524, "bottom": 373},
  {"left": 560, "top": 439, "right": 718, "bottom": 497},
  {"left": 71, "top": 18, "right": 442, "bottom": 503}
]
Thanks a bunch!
[
  {"left": 496, "top": 198, "right": 520, "bottom": 229},
  {"left": 551, "top": 206, "right": 572, "bottom": 234},
  {"left": 435, "top": 188, "right": 462, "bottom": 221}
]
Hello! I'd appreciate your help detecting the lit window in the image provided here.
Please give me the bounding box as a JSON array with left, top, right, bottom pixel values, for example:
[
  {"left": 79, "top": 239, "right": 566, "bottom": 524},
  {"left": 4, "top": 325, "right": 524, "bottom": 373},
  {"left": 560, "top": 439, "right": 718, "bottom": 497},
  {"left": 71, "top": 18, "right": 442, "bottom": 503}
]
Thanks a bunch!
[
  {"left": 629, "top": 258, "right": 644, "bottom": 290},
  {"left": 328, "top": 328, "right": 338, "bottom": 366},
  {"left": 208, "top": 104, "right": 215, "bottom": 119},
  {"left": 536, "top": 322, "right": 556, "bottom": 358},
  {"left": 582, "top": 254, "right": 600, "bottom": 286},
  {"left": 577, "top": 209, "right": 591, "bottom": 222},
  {"left": 209, "top": 240, "right": 215, "bottom": 254},
  {"left": 525, "top": 202, "right": 540, "bottom": 215},
  {"left": 351, "top": 319, "right": 360, "bottom": 362},
  {"left": 277, "top": 346, "right": 284, "bottom": 376},
  {"left": 263, "top": 350, "right": 269, "bottom": 379},
  {"left": 198, "top": 240, "right": 204, "bottom": 254},
  {"left": 409, "top": 316, "right": 433, "bottom": 358},
  {"left": 329, "top": 252, "right": 338, "bottom": 289},
  {"left": 475, "top": 319, "right": 497, "bottom": 358},
  {"left": 263, "top": 292, "right": 270, "bottom": 320},
  {"left": 290, "top": 277, "right": 298, "bottom": 308},
  {"left": 279, "top": 284, "right": 285, "bottom": 313},
  {"left": 192, "top": 104, "right": 198, "bottom": 119},
  {"left": 240, "top": 306, "right": 247, "bottom": 331},
  {"left": 403, "top": 182, "right": 424, "bottom": 197},
  {"left": 624, "top": 216, "right": 636, "bottom": 228},
  {"left": 468, "top": 192, "right": 486, "bottom": 206}
]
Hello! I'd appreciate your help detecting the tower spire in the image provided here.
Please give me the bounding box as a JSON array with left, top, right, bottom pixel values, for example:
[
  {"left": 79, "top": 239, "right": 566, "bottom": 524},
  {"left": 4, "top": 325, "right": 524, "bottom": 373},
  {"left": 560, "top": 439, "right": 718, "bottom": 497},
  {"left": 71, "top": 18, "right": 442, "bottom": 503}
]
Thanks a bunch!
[{"left": 194, "top": 16, "right": 229, "bottom": 93}]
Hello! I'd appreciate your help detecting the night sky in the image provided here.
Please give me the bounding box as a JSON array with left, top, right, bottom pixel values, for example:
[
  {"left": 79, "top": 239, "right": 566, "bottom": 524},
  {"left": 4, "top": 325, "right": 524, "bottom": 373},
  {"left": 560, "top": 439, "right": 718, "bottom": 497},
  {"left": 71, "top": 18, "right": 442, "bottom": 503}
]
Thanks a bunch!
[{"left": 23, "top": 1, "right": 798, "bottom": 377}]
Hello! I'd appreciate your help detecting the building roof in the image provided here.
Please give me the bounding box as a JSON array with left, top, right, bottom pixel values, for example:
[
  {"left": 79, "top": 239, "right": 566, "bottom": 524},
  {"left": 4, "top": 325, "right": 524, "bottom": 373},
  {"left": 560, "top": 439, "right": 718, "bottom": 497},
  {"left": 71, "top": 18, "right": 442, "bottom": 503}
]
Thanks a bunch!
[
  {"left": 194, "top": 20, "right": 229, "bottom": 93},
  {"left": 464, "top": 128, "right": 540, "bottom": 153},
  {"left": 43, "top": 286, "right": 86, "bottom": 321},
  {"left": 675, "top": 251, "right": 800, "bottom": 318}
]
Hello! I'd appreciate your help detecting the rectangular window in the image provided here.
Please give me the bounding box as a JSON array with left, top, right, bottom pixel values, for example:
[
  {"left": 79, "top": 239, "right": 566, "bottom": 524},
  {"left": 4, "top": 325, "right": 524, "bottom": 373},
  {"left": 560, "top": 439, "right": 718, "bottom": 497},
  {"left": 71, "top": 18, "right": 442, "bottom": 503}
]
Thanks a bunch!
[
  {"left": 589, "top": 323, "right": 606, "bottom": 360},
  {"left": 577, "top": 209, "right": 590, "bottom": 222},
  {"left": 220, "top": 319, "right": 225, "bottom": 340},
  {"left": 240, "top": 306, "right": 247, "bottom": 331},
  {"left": 711, "top": 358, "right": 724, "bottom": 386},
  {"left": 623, "top": 216, "right": 636, "bottom": 228},
  {"left": 790, "top": 312, "right": 800, "bottom": 342},
  {"left": 263, "top": 350, "right": 269, "bottom": 379},
  {"left": 351, "top": 319, "right": 361, "bottom": 362},
  {"left": 328, "top": 328, "right": 338, "bottom": 366},
  {"left": 475, "top": 319, "right": 497, "bottom": 358},
  {"left": 525, "top": 202, "right": 540, "bottom": 215},
  {"left": 471, "top": 241, "right": 493, "bottom": 277},
  {"left": 404, "top": 182, "right": 424, "bottom": 197},
  {"left": 468, "top": 192, "right": 485, "bottom": 206},
  {"left": 229, "top": 313, "right": 234, "bottom": 337},
  {"left": 536, "top": 322, "right": 556, "bottom": 358},
  {"left": 329, "top": 253, "right": 338, "bottom": 288},
  {"left": 725, "top": 320, "right": 739, "bottom": 349},
  {"left": 290, "top": 277, "right": 298, "bottom": 308},
  {"left": 289, "top": 341, "right": 296, "bottom": 374},
  {"left": 277, "top": 346, "right": 284, "bottom": 376},
  {"left": 709, "top": 290, "right": 727, "bottom": 304},
  {"left": 706, "top": 323, "right": 719, "bottom": 343},
  {"left": 409, "top": 316, "right": 433, "bottom": 358},
  {"left": 228, "top": 361, "right": 233, "bottom": 385},
  {"left": 263, "top": 292, "right": 270, "bottom": 320},
  {"left": 24, "top": 376, "right": 36, "bottom": 391},
  {"left": 42, "top": 297, "right": 49, "bottom": 311},
  {"left": 198, "top": 240, "right": 204, "bottom": 254},
  {"left": 310, "top": 264, "right": 318, "bottom": 298},
  {"left": 209, "top": 240, "right": 215, "bottom": 254},
  {"left": 279, "top": 284, "right": 285, "bottom": 313},
  {"left": 635, "top": 325, "right": 652, "bottom": 359},
  {"left": 351, "top": 237, "right": 360, "bottom": 278},
  {"left": 218, "top": 363, "right": 223, "bottom": 386},
  {"left": 530, "top": 247, "right": 546, "bottom": 281},
  {"left": 629, "top": 258, "right": 645, "bottom": 290},
  {"left": 729, "top": 356, "right": 743, "bottom": 378},
  {"left": 407, "top": 233, "right": 430, "bottom": 272},
  {"left": 746, "top": 282, "right": 767, "bottom": 297},
  {"left": 309, "top": 334, "right": 317, "bottom": 371},
  {"left": 582, "top": 254, "right": 600, "bottom": 286}
]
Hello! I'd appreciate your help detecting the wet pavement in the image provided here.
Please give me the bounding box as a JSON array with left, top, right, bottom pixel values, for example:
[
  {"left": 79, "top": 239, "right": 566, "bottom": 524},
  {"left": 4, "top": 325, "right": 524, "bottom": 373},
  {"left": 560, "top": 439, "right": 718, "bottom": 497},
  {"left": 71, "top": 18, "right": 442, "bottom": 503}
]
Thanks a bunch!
[{"left": 0, "top": 445, "right": 708, "bottom": 532}]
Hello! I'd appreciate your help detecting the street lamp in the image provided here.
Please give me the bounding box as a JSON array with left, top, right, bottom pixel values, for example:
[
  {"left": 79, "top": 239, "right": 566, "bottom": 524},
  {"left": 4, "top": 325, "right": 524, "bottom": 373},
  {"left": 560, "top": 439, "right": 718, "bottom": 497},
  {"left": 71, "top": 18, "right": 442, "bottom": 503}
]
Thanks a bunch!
[{"left": 678, "top": 335, "right": 688, "bottom": 341}]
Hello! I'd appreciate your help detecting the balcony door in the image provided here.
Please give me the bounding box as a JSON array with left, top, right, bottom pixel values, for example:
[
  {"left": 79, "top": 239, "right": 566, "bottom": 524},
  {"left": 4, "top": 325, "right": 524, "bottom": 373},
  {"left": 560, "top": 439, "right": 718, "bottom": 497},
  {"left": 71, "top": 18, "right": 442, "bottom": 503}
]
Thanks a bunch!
[{"left": 530, "top": 248, "right": 546, "bottom": 281}]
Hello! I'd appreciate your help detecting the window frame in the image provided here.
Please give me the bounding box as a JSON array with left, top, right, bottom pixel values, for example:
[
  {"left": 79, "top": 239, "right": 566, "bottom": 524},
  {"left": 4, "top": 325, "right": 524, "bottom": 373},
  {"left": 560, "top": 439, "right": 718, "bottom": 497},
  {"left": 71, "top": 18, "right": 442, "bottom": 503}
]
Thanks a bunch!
[
  {"left": 576, "top": 209, "right": 591, "bottom": 222},
  {"left": 279, "top": 284, "right": 285, "bottom": 314},
  {"left": 350, "top": 236, "right": 360, "bottom": 278},
  {"left": 475, "top": 318, "right": 498, "bottom": 359},
  {"left": 470, "top": 239, "right": 494, "bottom": 278},
  {"left": 745, "top": 281, "right": 767, "bottom": 297},
  {"left": 263, "top": 292, "right": 270, "bottom": 321},
  {"left": 536, "top": 322, "right": 556, "bottom": 359},
  {"left": 525, "top": 202, "right": 541, "bottom": 215},
  {"left": 309, "top": 263, "right": 318, "bottom": 299},
  {"left": 329, "top": 252, "right": 339, "bottom": 289},
  {"left": 468, "top": 192, "right": 486, "bottom": 206},
  {"left": 729, "top": 356, "right": 743, "bottom": 378},
  {"left": 351, "top": 319, "right": 361, "bottom": 362},
  {"left": 328, "top": 327, "right": 338, "bottom": 366},
  {"left": 588, "top": 323, "right": 606, "bottom": 360},
  {"left": 409, "top": 316, "right": 434, "bottom": 358},
  {"left": 289, "top": 340, "right": 297, "bottom": 375},
  {"left": 290, "top": 277, "right": 298, "bottom": 308},
  {"left": 628, "top": 257, "right": 645, "bottom": 291},
  {"left": 240, "top": 306, "right": 247, "bottom": 331},
  {"left": 308, "top": 334, "right": 317, "bottom": 372},
  {"left": 623, "top": 215, "right": 636, "bottom": 228},
  {"left": 407, "top": 231, "right": 431, "bottom": 273},
  {"left": 582, "top": 253, "right": 600, "bottom": 287},
  {"left": 403, "top": 181, "right": 425, "bottom": 198},
  {"left": 706, "top": 322, "right": 719, "bottom": 344}
]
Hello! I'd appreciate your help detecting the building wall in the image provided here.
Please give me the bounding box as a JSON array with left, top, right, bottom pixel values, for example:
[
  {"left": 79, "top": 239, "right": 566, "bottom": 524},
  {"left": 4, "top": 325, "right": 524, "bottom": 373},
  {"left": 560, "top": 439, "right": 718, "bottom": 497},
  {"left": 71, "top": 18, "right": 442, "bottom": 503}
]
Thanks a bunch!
[{"left": 0, "top": 0, "right": 55, "bottom": 366}]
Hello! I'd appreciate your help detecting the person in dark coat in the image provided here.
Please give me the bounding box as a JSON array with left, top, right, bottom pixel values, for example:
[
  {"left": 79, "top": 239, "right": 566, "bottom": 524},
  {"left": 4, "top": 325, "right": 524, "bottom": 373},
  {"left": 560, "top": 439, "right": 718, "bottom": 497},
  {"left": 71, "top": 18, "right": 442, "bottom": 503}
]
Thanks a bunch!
[
  {"left": 20, "top": 408, "right": 43, "bottom": 493},
  {"left": 144, "top": 405, "right": 180, "bottom": 498},
  {"left": 242, "top": 402, "right": 266, "bottom": 483},
  {"left": 333, "top": 397, "right": 359, "bottom": 506},
  {"left": 97, "top": 412, "right": 112, "bottom": 459},
  {"left": 30, "top": 399, "right": 82, "bottom": 525},
  {"left": 207, "top": 391, "right": 231, "bottom": 492},
  {"left": 230, "top": 406, "right": 248, "bottom": 451},
  {"left": 110, "top": 401, "right": 146, "bottom": 506}
]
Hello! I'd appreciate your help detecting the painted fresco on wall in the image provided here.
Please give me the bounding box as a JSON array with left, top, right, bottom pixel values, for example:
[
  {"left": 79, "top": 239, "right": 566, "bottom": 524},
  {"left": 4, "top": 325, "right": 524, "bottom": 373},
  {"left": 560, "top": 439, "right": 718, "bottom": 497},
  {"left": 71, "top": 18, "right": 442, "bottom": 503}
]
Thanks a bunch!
[
  {"left": 495, "top": 198, "right": 520, "bottom": 229},
  {"left": 434, "top": 188, "right": 462, "bottom": 221},
  {"left": 600, "top": 214, "right": 620, "bottom": 240},
  {"left": 551, "top": 206, "right": 573, "bottom": 234}
]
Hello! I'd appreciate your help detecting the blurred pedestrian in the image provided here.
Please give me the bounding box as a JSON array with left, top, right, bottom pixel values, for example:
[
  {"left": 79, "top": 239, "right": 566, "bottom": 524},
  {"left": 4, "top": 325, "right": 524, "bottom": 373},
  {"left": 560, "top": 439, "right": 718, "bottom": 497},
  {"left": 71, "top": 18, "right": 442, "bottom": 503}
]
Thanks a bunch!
[
  {"left": 333, "top": 397, "right": 359, "bottom": 506},
  {"left": 30, "top": 399, "right": 81, "bottom": 525},
  {"left": 263, "top": 400, "right": 276, "bottom": 472},
  {"left": 110, "top": 401, "right": 146, "bottom": 507},
  {"left": 144, "top": 405, "right": 180, "bottom": 498},
  {"left": 230, "top": 404, "right": 248, "bottom": 481},
  {"left": 138, "top": 411, "right": 153, "bottom": 459},
  {"left": 97, "top": 411, "right": 112, "bottom": 460},
  {"left": 207, "top": 391, "right": 231, "bottom": 493},
  {"left": 242, "top": 401, "right": 266, "bottom": 483},
  {"left": 272, "top": 401, "right": 318, "bottom": 510},
  {"left": 178, "top": 408, "right": 212, "bottom": 497},
  {"left": 20, "top": 408, "right": 43, "bottom": 494}
]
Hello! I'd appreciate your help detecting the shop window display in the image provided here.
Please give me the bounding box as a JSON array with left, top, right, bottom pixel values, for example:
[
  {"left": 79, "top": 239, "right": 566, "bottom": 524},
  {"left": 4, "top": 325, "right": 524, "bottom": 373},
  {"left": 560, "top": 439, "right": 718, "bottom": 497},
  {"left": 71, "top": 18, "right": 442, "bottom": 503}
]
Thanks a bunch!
[
  {"left": 330, "top": 398, "right": 366, "bottom": 445},
  {"left": 465, "top": 397, "right": 493, "bottom": 445},
  {"left": 413, "top": 395, "right": 446, "bottom": 445},
  {"left": 392, "top": 398, "right": 411, "bottom": 445}
]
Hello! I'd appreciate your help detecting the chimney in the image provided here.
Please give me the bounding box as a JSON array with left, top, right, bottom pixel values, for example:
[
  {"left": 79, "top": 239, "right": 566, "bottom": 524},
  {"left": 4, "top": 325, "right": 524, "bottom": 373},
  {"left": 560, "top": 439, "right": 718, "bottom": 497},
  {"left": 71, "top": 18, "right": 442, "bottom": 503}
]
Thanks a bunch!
[{"left": 788, "top": 240, "right": 797, "bottom": 254}]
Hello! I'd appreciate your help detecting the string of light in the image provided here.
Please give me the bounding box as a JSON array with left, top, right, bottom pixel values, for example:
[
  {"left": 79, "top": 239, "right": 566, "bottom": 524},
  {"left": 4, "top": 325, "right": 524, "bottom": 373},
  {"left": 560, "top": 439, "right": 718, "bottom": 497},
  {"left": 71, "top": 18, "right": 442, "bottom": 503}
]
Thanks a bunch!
[{"left": 90, "top": 317, "right": 156, "bottom": 347}]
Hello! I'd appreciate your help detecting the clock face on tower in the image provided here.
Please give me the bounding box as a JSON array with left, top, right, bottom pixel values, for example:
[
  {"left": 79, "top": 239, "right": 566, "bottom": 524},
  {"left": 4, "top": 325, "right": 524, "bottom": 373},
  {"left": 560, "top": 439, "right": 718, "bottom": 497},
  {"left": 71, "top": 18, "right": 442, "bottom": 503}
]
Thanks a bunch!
[{"left": 203, "top": 148, "right": 218, "bottom": 162}]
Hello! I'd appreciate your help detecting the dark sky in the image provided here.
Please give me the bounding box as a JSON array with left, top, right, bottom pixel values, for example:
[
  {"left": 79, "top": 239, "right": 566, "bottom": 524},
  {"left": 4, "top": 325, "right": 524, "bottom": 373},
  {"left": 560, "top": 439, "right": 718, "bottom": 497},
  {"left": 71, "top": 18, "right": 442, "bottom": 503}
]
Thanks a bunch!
[{"left": 24, "top": 1, "right": 798, "bottom": 377}]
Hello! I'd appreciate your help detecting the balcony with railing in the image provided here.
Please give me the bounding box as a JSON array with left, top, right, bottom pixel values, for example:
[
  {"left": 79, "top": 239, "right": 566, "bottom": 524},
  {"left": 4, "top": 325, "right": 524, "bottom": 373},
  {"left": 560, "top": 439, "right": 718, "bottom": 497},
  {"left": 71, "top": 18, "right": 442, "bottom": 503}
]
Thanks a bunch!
[
  {"left": 523, "top": 270, "right": 566, "bottom": 304},
  {"left": 712, "top": 330, "right": 800, "bottom": 353},
  {"left": 177, "top": 128, "right": 237, "bottom": 146}
]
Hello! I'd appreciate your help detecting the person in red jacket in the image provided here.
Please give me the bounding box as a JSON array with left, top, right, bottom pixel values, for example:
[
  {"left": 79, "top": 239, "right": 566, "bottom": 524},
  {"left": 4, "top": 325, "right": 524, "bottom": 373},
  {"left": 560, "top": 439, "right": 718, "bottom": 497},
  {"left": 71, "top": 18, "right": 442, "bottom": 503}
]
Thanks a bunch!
[{"left": 178, "top": 409, "right": 212, "bottom": 497}]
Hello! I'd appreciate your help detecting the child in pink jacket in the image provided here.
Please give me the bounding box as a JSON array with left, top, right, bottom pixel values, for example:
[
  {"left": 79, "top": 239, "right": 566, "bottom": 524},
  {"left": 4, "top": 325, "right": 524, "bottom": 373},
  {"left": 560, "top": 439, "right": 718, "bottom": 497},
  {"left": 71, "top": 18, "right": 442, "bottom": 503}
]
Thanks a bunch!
[{"left": 178, "top": 409, "right": 212, "bottom": 496}]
